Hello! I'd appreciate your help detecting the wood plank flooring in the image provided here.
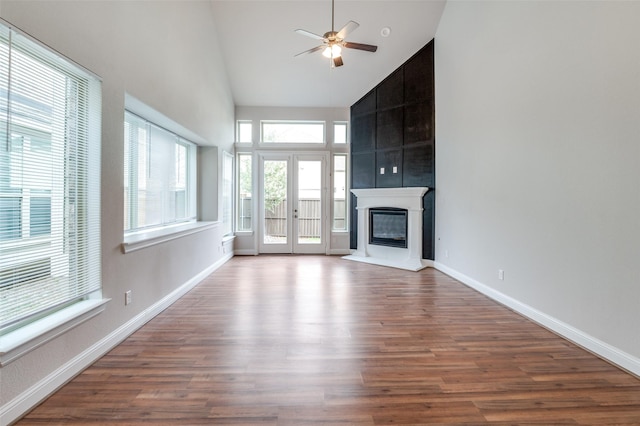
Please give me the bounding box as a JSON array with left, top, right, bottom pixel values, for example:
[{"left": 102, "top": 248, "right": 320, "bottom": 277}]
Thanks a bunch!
[{"left": 16, "top": 255, "right": 640, "bottom": 424}]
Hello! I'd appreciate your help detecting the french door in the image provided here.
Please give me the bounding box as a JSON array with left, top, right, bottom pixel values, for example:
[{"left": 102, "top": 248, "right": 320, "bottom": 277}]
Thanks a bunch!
[{"left": 258, "top": 152, "right": 327, "bottom": 254}]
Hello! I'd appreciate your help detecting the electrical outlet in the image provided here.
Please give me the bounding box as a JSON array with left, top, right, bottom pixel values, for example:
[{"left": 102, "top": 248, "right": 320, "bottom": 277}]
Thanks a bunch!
[
  {"left": 445, "top": 249, "right": 449, "bottom": 258},
  {"left": 498, "top": 269, "right": 504, "bottom": 281},
  {"left": 125, "top": 290, "right": 132, "bottom": 305}
]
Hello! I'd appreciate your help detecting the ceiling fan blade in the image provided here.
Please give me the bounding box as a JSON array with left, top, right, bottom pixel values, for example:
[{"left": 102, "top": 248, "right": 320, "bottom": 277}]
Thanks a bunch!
[
  {"left": 343, "top": 41, "right": 378, "bottom": 52},
  {"left": 333, "top": 56, "right": 344, "bottom": 67},
  {"left": 294, "top": 45, "right": 325, "bottom": 57},
  {"left": 294, "top": 29, "right": 325, "bottom": 40},
  {"left": 336, "top": 20, "right": 359, "bottom": 39}
]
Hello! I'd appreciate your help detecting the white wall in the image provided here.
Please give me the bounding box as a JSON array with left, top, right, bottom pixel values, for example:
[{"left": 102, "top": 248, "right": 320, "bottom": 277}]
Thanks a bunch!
[
  {"left": 0, "top": 0, "right": 235, "bottom": 422},
  {"left": 435, "top": 1, "right": 640, "bottom": 370}
]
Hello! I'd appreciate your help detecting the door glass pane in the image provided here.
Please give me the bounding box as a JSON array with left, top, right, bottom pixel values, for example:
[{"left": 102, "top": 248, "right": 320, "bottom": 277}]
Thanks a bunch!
[
  {"left": 297, "top": 160, "right": 321, "bottom": 244},
  {"left": 263, "top": 160, "right": 287, "bottom": 244}
]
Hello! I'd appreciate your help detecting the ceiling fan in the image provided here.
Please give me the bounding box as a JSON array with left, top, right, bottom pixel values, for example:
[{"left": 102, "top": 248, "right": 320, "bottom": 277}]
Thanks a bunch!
[{"left": 294, "top": 0, "right": 378, "bottom": 67}]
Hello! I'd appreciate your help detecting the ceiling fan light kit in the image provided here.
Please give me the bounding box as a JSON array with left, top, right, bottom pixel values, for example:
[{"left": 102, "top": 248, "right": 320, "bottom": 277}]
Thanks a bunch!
[
  {"left": 295, "top": 0, "right": 378, "bottom": 67},
  {"left": 322, "top": 44, "right": 342, "bottom": 58}
]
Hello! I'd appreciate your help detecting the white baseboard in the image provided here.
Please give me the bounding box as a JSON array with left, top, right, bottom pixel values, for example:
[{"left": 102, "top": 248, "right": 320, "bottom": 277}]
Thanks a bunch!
[
  {"left": 434, "top": 262, "right": 640, "bottom": 377},
  {"left": 234, "top": 249, "right": 258, "bottom": 256},
  {"left": 328, "top": 249, "right": 351, "bottom": 255},
  {"left": 1, "top": 255, "right": 233, "bottom": 426}
]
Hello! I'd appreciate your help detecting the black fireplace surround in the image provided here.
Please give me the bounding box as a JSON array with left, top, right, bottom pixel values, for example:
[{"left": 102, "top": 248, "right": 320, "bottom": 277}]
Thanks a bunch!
[
  {"left": 350, "top": 40, "right": 435, "bottom": 259},
  {"left": 369, "top": 208, "right": 408, "bottom": 249}
]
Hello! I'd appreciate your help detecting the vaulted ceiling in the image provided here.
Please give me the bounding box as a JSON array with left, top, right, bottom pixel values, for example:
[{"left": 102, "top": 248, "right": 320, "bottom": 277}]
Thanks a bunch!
[{"left": 210, "top": 0, "right": 446, "bottom": 108}]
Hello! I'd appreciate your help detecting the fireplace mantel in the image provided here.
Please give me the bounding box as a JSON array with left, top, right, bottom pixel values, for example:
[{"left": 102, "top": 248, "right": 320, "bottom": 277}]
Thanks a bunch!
[{"left": 343, "top": 187, "right": 431, "bottom": 271}]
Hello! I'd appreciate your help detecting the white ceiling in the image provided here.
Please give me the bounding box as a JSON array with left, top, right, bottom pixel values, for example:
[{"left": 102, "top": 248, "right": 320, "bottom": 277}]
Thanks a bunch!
[{"left": 210, "top": 0, "right": 446, "bottom": 108}]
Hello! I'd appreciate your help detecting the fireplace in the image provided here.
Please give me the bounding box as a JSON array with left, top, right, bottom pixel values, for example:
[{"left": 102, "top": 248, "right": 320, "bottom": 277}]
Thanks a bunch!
[
  {"left": 369, "top": 208, "right": 408, "bottom": 249},
  {"left": 343, "top": 187, "right": 430, "bottom": 271}
]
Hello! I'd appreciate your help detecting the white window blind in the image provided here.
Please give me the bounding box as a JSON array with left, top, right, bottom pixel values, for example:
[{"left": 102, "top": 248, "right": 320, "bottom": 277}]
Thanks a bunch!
[
  {"left": 124, "top": 111, "right": 196, "bottom": 233},
  {"left": 0, "top": 22, "right": 102, "bottom": 334}
]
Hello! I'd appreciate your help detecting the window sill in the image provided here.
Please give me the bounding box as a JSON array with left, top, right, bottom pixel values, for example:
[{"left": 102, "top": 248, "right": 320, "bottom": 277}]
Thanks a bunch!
[
  {"left": 122, "top": 221, "right": 219, "bottom": 254},
  {"left": 0, "top": 298, "right": 110, "bottom": 367}
]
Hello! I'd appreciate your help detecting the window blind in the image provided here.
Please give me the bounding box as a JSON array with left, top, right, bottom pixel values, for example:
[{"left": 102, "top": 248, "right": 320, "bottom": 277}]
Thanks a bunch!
[
  {"left": 124, "top": 111, "right": 196, "bottom": 233},
  {"left": 0, "top": 22, "right": 102, "bottom": 334}
]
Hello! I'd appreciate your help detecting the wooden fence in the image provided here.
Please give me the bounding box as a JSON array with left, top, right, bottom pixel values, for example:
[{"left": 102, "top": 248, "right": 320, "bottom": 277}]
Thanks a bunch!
[{"left": 238, "top": 198, "right": 346, "bottom": 236}]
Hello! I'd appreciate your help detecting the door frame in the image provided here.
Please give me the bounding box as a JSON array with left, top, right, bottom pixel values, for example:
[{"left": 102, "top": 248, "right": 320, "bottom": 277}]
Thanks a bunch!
[{"left": 257, "top": 151, "right": 329, "bottom": 254}]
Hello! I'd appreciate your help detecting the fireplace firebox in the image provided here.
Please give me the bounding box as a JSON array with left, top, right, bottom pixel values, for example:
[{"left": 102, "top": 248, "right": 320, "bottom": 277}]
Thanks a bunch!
[{"left": 369, "top": 208, "right": 408, "bottom": 249}]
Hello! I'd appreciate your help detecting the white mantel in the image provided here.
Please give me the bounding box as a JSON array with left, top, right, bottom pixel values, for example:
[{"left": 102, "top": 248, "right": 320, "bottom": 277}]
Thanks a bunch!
[{"left": 343, "top": 187, "right": 431, "bottom": 271}]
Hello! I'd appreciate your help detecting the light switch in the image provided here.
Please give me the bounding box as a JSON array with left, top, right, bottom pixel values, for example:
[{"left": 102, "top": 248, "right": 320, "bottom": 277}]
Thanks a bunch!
[
  {"left": 380, "top": 167, "right": 385, "bottom": 174},
  {"left": 393, "top": 166, "right": 398, "bottom": 174}
]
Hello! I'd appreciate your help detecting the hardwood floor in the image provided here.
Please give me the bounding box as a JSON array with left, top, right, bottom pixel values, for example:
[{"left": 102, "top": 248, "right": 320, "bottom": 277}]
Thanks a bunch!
[{"left": 16, "top": 255, "right": 640, "bottom": 424}]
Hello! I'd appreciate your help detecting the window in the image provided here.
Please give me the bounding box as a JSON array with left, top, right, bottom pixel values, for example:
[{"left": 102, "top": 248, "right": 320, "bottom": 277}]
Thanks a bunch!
[
  {"left": 261, "top": 121, "right": 324, "bottom": 144},
  {"left": 236, "top": 153, "right": 252, "bottom": 232},
  {"left": 222, "top": 151, "right": 233, "bottom": 236},
  {"left": 334, "top": 122, "right": 348, "bottom": 144},
  {"left": 0, "top": 23, "right": 102, "bottom": 335},
  {"left": 236, "top": 120, "right": 252, "bottom": 143},
  {"left": 124, "top": 111, "right": 196, "bottom": 233},
  {"left": 333, "top": 154, "right": 347, "bottom": 231}
]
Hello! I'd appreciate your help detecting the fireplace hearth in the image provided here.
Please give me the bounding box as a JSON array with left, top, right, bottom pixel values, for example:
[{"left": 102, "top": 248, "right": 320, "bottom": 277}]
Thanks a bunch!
[{"left": 343, "top": 187, "right": 431, "bottom": 271}]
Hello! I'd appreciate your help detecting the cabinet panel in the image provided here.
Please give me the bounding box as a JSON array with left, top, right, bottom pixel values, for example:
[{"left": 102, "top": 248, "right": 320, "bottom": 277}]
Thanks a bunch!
[
  {"left": 403, "top": 144, "right": 433, "bottom": 187},
  {"left": 404, "top": 41, "right": 434, "bottom": 103},
  {"left": 350, "top": 193, "right": 358, "bottom": 249},
  {"left": 351, "top": 113, "right": 376, "bottom": 153},
  {"left": 377, "top": 68, "right": 403, "bottom": 110},
  {"left": 376, "top": 108, "right": 403, "bottom": 150},
  {"left": 422, "top": 190, "right": 435, "bottom": 260},
  {"left": 375, "top": 149, "right": 402, "bottom": 188},
  {"left": 404, "top": 102, "right": 433, "bottom": 145},
  {"left": 351, "top": 152, "right": 375, "bottom": 189},
  {"left": 352, "top": 90, "right": 376, "bottom": 116}
]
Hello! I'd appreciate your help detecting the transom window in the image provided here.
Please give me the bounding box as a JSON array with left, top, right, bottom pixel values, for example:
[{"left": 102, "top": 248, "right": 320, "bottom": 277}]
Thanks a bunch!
[
  {"left": 236, "top": 120, "right": 252, "bottom": 143},
  {"left": 261, "top": 121, "right": 325, "bottom": 144},
  {"left": 334, "top": 122, "right": 348, "bottom": 144}
]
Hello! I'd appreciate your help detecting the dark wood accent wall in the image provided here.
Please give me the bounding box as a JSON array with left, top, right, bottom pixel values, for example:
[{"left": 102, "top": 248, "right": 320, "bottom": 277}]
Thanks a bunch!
[{"left": 350, "top": 40, "right": 435, "bottom": 259}]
